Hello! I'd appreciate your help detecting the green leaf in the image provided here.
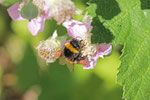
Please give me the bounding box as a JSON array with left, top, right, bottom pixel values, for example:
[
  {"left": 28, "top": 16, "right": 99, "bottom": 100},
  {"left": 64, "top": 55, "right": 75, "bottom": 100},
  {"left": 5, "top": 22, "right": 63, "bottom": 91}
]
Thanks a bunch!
[
  {"left": 140, "top": 0, "right": 150, "bottom": 9},
  {"left": 91, "top": 17, "right": 114, "bottom": 43},
  {"left": 117, "top": 11, "right": 150, "bottom": 100},
  {"left": 87, "top": 0, "right": 120, "bottom": 43},
  {"left": 87, "top": 3, "right": 97, "bottom": 18},
  {"left": 88, "top": 0, "right": 150, "bottom": 99}
]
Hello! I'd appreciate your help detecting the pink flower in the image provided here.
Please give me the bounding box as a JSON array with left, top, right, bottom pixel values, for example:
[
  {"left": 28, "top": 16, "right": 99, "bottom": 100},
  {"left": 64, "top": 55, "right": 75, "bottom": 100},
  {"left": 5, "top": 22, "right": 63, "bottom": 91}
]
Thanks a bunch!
[
  {"left": 63, "top": 19, "right": 92, "bottom": 39},
  {"left": 63, "top": 17, "right": 112, "bottom": 69},
  {"left": 7, "top": 2, "right": 24, "bottom": 21},
  {"left": 36, "top": 30, "right": 62, "bottom": 63},
  {"left": 7, "top": 0, "right": 50, "bottom": 36},
  {"left": 83, "top": 43, "right": 112, "bottom": 69},
  {"left": 7, "top": 0, "right": 76, "bottom": 36}
]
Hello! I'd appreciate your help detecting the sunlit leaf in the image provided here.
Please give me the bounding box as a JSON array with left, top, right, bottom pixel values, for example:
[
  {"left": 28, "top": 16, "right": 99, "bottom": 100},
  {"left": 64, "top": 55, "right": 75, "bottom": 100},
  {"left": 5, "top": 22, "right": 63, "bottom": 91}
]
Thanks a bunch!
[{"left": 88, "top": 0, "right": 150, "bottom": 99}]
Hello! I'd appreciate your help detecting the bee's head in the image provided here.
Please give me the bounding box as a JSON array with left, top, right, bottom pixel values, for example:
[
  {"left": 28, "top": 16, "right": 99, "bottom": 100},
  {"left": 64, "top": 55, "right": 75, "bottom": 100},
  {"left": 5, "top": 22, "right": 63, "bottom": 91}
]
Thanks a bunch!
[{"left": 70, "top": 39, "right": 80, "bottom": 50}]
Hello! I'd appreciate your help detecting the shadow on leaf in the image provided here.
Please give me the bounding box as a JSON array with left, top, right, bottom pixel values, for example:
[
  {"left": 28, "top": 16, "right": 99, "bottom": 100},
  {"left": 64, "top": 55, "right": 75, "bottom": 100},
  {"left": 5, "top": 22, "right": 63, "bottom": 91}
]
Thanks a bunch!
[
  {"left": 140, "top": 0, "right": 150, "bottom": 9},
  {"left": 91, "top": 17, "right": 114, "bottom": 43},
  {"left": 90, "top": 0, "right": 121, "bottom": 20}
]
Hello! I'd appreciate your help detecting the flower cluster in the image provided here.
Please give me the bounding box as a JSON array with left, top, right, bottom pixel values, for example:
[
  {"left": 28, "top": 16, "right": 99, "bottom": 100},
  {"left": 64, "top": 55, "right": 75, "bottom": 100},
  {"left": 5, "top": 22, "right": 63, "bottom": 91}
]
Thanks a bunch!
[
  {"left": 36, "top": 17, "right": 112, "bottom": 70},
  {"left": 62, "top": 17, "right": 112, "bottom": 69},
  {"left": 7, "top": 0, "right": 75, "bottom": 36},
  {"left": 8, "top": 0, "right": 112, "bottom": 70}
]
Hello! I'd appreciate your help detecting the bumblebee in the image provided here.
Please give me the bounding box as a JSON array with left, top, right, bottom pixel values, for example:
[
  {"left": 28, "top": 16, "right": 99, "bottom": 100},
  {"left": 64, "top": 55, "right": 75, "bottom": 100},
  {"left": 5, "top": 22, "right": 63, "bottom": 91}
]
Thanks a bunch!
[
  {"left": 63, "top": 39, "right": 86, "bottom": 64},
  {"left": 55, "top": 39, "right": 86, "bottom": 71},
  {"left": 56, "top": 39, "right": 86, "bottom": 64}
]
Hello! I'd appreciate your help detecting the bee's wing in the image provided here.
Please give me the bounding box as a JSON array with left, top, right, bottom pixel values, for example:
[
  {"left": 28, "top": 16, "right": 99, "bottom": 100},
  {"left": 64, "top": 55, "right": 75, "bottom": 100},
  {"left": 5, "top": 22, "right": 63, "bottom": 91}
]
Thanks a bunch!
[
  {"left": 66, "top": 62, "right": 74, "bottom": 72},
  {"left": 59, "top": 56, "right": 66, "bottom": 65},
  {"left": 59, "top": 56, "right": 74, "bottom": 72}
]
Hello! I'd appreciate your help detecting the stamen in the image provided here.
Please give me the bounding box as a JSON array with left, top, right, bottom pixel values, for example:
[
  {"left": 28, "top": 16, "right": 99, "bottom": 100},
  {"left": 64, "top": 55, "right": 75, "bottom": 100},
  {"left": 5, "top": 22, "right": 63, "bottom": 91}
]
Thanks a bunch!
[
  {"left": 36, "top": 40, "right": 60, "bottom": 63},
  {"left": 49, "top": 0, "right": 76, "bottom": 24},
  {"left": 33, "top": 0, "right": 45, "bottom": 10},
  {"left": 77, "top": 37, "right": 97, "bottom": 61}
]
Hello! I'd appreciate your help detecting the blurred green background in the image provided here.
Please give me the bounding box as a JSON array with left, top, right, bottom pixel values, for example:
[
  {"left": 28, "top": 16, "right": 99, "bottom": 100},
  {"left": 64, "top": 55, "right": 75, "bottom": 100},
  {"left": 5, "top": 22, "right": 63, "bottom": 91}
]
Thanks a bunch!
[{"left": 0, "top": 0, "right": 123, "bottom": 100}]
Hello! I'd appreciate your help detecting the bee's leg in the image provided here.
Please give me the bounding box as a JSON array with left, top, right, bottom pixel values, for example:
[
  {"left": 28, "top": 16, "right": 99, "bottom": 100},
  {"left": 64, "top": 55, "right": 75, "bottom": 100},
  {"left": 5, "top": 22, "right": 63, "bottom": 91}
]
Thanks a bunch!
[
  {"left": 79, "top": 59, "right": 86, "bottom": 66},
  {"left": 76, "top": 59, "right": 79, "bottom": 64},
  {"left": 55, "top": 50, "right": 62, "bottom": 58},
  {"left": 73, "top": 56, "right": 78, "bottom": 64},
  {"left": 76, "top": 57, "right": 86, "bottom": 66}
]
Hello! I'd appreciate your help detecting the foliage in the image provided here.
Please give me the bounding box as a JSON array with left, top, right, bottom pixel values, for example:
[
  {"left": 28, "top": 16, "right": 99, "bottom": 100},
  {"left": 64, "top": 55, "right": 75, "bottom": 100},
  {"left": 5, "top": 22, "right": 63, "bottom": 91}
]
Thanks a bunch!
[{"left": 88, "top": 0, "right": 150, "bottom": 100}]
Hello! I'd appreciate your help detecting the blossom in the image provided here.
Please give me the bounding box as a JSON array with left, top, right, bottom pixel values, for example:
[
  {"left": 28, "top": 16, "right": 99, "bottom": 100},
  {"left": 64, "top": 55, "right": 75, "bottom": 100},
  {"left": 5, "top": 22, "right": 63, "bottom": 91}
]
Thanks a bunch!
[
  {"left": 46, "top": 0, "right": 76, "bottom": 24},
  {"left": 7, "top": 0, "right": 50, "bottom": 36},
  {"left": 36, "top": 31, "right": 61, "bottom": 63},
  {"left": 63, "top": 17, "right": 112, "bottom": 69},
  {"left": 83, "top": 43, "right": 112, "bottom": 69},
  {"left": 7, "top": 0, "right": 76, "bottom": 36},
  {"left": 63, "top": 20, "right": 90, "bottom": 39}
]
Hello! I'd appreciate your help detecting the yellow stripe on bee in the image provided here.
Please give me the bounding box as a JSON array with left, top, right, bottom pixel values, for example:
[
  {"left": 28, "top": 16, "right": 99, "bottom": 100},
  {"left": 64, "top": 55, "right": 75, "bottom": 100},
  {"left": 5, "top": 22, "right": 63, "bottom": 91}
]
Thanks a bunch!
[{"left": 65, "top": 43, "right": 78, "bottom": 53}]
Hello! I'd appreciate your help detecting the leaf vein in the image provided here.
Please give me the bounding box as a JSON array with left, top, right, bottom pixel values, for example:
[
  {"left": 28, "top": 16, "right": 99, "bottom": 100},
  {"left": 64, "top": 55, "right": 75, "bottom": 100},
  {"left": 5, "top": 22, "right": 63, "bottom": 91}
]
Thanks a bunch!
[{"left": 122, "top": 32, "right": 149, "bottom": 97}]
